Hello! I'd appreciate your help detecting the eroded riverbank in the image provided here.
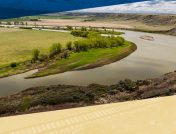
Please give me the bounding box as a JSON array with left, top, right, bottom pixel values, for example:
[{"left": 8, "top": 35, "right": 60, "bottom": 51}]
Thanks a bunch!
[{"left": 0, "top": 71, "right": 175, "bottom": 117}]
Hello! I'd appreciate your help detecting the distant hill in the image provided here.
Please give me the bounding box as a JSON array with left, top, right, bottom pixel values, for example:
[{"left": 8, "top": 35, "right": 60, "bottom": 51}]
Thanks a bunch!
[{"left": 68, "top": 12, "right": 176, "bottom": 26}]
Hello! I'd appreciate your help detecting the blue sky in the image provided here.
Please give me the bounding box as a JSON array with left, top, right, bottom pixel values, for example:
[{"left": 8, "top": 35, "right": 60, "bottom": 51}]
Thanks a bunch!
[{"left": 0, "top": 0, "right": 175, "bottom": 19}]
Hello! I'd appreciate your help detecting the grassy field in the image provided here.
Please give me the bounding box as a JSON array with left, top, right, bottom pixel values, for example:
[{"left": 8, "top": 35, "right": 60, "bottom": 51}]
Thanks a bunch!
[
  {"left": 29, "top": 42, "right": 136, "bottom": 78},
  {"left": 0, "top": 27, "right": 136, "bottom": 78},
  {"left": 0, "top": 28, "right": 81, "bottom": 67}
]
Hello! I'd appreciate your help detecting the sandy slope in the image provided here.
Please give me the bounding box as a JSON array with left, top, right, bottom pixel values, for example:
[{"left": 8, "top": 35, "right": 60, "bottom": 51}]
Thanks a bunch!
[{"left": 0, "top": 96, "right": 176, "bottom": 134}]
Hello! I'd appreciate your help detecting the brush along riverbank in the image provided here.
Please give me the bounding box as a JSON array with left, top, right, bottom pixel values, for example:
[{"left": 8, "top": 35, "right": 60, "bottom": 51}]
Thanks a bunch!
[
  {"left": 28, "top": 42, "right": 136, "bottom": 78},
  {"left": 0, "top": 71, "right": 175, "bottom": 117}
]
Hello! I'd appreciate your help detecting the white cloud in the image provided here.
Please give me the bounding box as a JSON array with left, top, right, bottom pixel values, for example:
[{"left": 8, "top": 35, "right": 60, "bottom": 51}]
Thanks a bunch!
[{"left": 77, "top": 0, "right": 176, "bottom": 14}]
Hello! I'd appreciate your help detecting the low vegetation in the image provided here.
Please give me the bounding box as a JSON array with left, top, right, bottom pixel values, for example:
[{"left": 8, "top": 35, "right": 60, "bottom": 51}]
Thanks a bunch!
[
  {"left": 71, "top": 27, "right": 124, "bottom": 37},
  {"left": 0, "top": 71, "right": 175, "bottom": 117},
  {"left": 0, "top": 27, "right": 136, "bottom": 78},
  {"left": 27, "top": 29, "right": 135, "bottom": 78}
]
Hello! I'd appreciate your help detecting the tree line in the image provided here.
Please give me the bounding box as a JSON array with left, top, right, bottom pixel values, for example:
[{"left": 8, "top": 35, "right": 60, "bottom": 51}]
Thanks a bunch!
[{"left": 10, "top": 28, "right": 126, "bottom": 68}]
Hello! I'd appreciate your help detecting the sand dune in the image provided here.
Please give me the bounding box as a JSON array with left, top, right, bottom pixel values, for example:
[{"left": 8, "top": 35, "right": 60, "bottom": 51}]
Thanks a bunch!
[{"left": 0, "top": 96, "right": 176, "bottom": 134}]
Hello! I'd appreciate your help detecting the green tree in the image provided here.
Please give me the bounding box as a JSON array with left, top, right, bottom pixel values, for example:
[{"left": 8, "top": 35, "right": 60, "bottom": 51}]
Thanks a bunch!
[{"left": 49, "top": 43, "right": 62, "bottom": 58}]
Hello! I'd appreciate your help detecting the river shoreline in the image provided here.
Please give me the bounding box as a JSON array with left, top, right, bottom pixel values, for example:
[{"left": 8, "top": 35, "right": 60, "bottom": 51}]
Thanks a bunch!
[
  {"left": 0, "top": 42, "right": 136, "bottom": 79},
  {"left": 0, "top": 71, "right": 175, "bottom": 117},
  {"left": 28, "top": 43, "right": 137, "bottom": 78},
  {"left": 0, "top": 30, "right": 175, "bottom": 97}
]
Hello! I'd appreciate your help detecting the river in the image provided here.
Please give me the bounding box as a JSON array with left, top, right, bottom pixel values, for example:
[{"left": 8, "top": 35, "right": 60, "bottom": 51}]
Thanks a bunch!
[{"left": 0, "top": 30, "right": 176, "bottom": 97}]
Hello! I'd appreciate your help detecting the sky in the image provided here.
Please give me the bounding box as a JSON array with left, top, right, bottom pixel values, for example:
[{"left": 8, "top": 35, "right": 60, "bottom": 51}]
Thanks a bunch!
[
  {"left": 0, "top": 0, "right": 175, "bottom": 19},
  {"left": 77, "top": 0, "right": 176, "bottom": 14}
]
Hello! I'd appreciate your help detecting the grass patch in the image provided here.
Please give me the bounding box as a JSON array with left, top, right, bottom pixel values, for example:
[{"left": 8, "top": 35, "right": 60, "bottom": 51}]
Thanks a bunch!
[{"left": 29, "top": 42, "right": 136, "bottom": 78}]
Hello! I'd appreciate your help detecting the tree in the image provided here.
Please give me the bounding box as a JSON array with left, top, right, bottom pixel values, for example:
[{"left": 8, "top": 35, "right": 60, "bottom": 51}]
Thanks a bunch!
[
  {"left": 66, "top": 41, "right": 72, "bottom": 50},
  {"left": 32, "top": 49, "right": 40, "bottom": 62},
  {"left": 81, "top": 26, "right": 87, "bottom": 31},
  {"left": 25, "top": 22, "right": 28, "bottom": 27},
  {"left": 14, "top": 21, "right": 19, "bottom": 25},
  {"left": 66, "top": 25, "right": 73, "bottom": 31},
  {"left": 49, "top": 43, "right": 62, "bottom": 58},
  {"left": 7, "top": 21, "right": 11, "bottom": 25}
]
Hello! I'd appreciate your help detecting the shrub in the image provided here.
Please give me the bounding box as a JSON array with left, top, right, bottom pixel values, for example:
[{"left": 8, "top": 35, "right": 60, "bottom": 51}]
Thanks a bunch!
[
  {"left": 10, "top": 62, "right": 17, "bottom": 68},
  {"left": 87, "top": 31, "right": 100, "bottom": 39},
  {"left": 81, "top": 26, "right": 87, "bottom": 31},
  {"left": 66, "top": 41, "right": 72, "bottom": 50},
  {"left": 71, "top": 30, "right": 89, "bottom": 37},
  {"left": 30, "top": 19, "right": 39, "bottom": 21},
  {"left": 119, "top": 79, "right": 137, "bottom": 92},
  {"left": 49, "top": 43, "right": 62, "bottom": 58},
  {"left": 21, "top": 96, "right": 31, "bottom": 112},
  {"left": 74, "top": 40, "right": 89, "bottom": 52},
  {"left": 66, "top": 25, "right": 73, "bottom": 31},
  {"left": 61, "top": 50, "right": 69, "bottom": 59},
  {"left": 32, "top": 49, "right": 40, "bottom": 62},
  {"left": 74, "top": 41, "right": 80, "bottom": 52},
  {"left": 39, "top": 54, "right": 48, "bottom": 62},
  {"left": 7, "top": 22, "right": 12, "bottom": 25}
]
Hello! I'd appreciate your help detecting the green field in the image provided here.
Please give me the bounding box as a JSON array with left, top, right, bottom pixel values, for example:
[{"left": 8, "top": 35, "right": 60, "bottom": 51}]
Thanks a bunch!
[
  {"left": 29, "top": 42, "right": 136, "bottom": 78},
  {"left": 0, "top": 28, "right": 81, "bottom": 67}
]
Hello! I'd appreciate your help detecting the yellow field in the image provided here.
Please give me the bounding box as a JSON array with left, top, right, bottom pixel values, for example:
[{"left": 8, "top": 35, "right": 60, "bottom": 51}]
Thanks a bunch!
[{"left": 0, "top": 28, "right": 80, "bottom": 67}]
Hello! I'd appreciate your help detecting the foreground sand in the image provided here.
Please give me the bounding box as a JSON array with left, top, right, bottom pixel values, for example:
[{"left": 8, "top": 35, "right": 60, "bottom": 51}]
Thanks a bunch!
[{"left": 0, "top": 96, "right": 176, "bottom": 134}]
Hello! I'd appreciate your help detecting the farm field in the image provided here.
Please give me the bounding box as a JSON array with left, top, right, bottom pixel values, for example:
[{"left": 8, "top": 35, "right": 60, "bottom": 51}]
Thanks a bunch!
[{"left": 0, "top": 28, "right": 81, "bottom": 67}]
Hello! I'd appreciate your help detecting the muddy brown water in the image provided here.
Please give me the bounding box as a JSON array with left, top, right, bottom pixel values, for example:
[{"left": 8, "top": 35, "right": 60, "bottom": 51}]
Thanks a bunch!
[{"left": 0, "top": 30, "right": 176, "bottom": 97}]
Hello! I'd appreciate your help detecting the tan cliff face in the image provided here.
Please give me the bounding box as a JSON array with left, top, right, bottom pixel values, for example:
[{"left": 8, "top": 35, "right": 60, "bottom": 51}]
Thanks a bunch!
[{"left": 0, "top": 95, "right": 176, "bottom": 134}]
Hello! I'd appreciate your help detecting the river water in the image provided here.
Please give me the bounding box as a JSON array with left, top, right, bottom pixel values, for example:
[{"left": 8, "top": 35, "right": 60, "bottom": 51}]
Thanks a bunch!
[{"left": 0, "top": 30, "right": 176, "bottom": 97}]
